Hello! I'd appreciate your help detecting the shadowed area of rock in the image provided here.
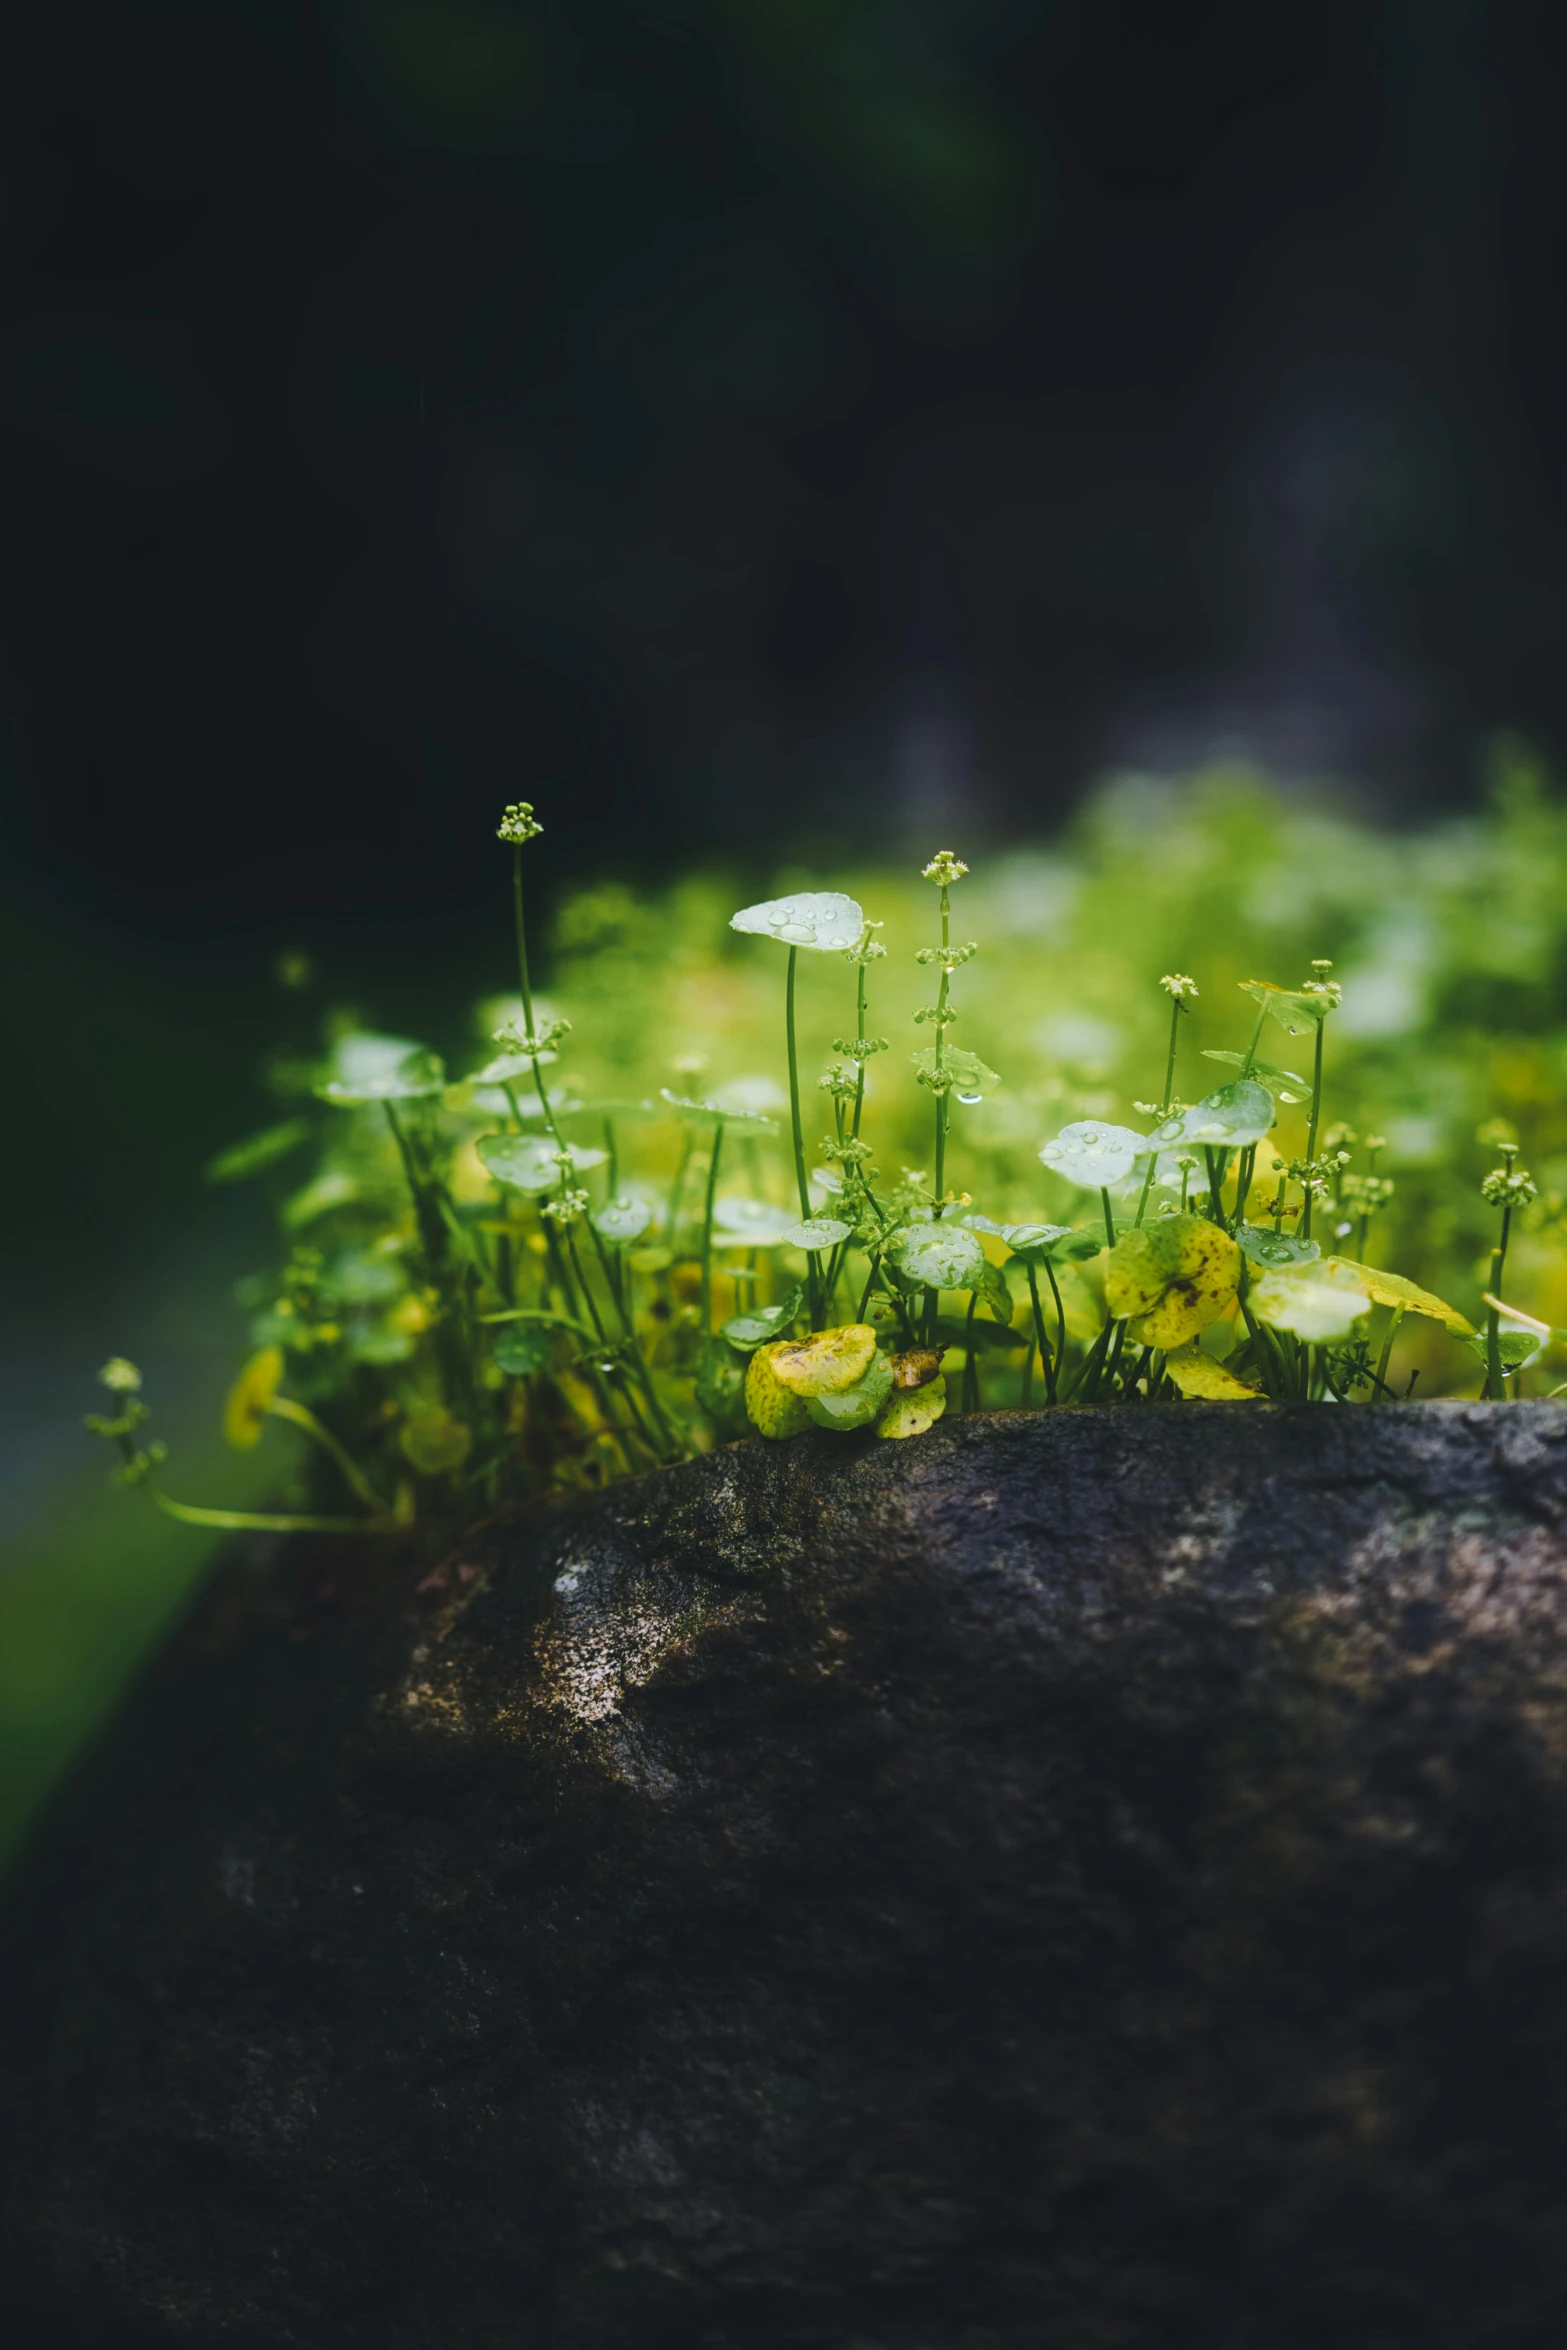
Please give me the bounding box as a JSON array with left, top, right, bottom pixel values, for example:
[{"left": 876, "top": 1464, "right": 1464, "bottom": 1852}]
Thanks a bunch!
[{"left": 7, "top": 1403, "right": 1567, "bottom": 2348}]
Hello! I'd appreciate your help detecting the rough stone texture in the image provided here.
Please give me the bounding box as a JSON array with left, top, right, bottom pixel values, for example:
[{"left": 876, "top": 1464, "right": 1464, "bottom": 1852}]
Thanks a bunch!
[{"left": 9, "top": 1403, "right": 1567, "bottom": 2348}]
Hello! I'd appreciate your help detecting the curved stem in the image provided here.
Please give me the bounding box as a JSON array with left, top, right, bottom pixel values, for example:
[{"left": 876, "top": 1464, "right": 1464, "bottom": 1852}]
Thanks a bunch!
[
  {"left": 1042, "top": 1261, "right": 1067, "bottom": 1402},
  {"left": 266, "top": 1396, "right": 387, "bottom": 1513},
  {"left": 150, "top": 1488, "right": 383, "bottom": 1535},
  {"left": 1374, "top": 1304, "right": 1405, "bottom": 1401},
  {"left": 479, "top": 1306, "right": 601, "bottom": 1342}
]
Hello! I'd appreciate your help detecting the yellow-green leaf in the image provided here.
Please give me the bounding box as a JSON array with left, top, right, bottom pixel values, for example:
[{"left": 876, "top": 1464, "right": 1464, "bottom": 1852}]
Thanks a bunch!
[
  {"left": 744, "top": 1345, "right": 814, "bottom": 1437},
  {"left": 1162, "top": 1343, "right": 1262, "bottom": 1400},
  {"left": 806, "top": 1350, "right": 893, "bottom": 1430},
  {"left": 1321, "top": 1259, "right": 1475, "bottom": 1337},
  {"left": 398, "top": 1409, "right": 473, "bottom": 1476},
  {"left": 224, "top": 1346, "right": 284, "bottom": 1449},
  {"left": 1250, "top": 1260, "right": 1369, "bottom": 1341},
  {"left": 768, "top": 1324, "right": 878, "bottom": 1396},
  {"left": 1103, "top": 1215, "right": 1239, "bottom": 1349},
  {"left": 1239, "top": 979, "right": 1335, "bottom": 1033},
  {"left": 875, "top": 1375, "right": 947, "bottom": 1439}
]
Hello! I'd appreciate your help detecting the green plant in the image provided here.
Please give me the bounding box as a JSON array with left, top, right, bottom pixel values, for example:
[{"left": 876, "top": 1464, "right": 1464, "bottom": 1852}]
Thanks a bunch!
[{"left": 87, "top": 766, "right": 1567, "bottom": 1533}]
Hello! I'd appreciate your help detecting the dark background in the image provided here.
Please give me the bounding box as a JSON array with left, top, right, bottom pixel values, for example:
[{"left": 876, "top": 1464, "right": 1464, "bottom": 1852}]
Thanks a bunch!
[
  {"left": 5, "top": 0, "right": 1566, "bottom": 948},
  {"left": 6, "top": 0, "right": 1567, "bottom": 1309}
]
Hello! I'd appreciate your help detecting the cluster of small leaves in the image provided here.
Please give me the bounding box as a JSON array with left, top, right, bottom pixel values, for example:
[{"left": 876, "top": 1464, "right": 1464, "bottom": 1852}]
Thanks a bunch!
[{"left": 90, "top": 780, "right": 1567, "bottom": 1540}]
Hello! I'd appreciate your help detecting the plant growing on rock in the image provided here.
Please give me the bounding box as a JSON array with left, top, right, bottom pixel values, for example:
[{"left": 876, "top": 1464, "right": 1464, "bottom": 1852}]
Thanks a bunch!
[{"left": 87, "top": 785, "right": 1567, "bottom": 1534}]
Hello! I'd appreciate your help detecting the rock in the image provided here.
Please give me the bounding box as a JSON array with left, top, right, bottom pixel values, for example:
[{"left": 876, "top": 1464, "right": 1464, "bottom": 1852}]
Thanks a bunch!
[{"left": 8, "top": 1402, "right": 1567, "bottom": 2348}]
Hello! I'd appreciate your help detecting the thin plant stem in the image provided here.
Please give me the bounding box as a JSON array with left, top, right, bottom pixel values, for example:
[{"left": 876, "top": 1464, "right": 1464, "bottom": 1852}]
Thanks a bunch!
[
  {"left": 1486, "top": 1204, "right": 1513, "bottom": 1400},
  {"left": 509, "top": 852, "right": 674, "bottom": 1444},
  {"left": 1237, "top": 999, "right": 1269, "bottom": 1077},
  {"left": 266, "top": 1396, "right": 387, "bottom": 1513},
  {"left": 150, "top": 1491, "right": 381, "bottom": 1534},
  {"left": 479, "top": 1306, "right": 602, "bottom": 1342},
  {"left": 1301, "top": 1016, "right": 1327, "bottom": 1242},
  {"left": 563, "top": 1227, "right": 646, "bottom": 1473},
  {"left": 961, "top": 1291, "right": 980, "bottom": 1411},
  {"left": 667, "top": 1130, "right": 693, "bottom": 1248},
  {"left": 1100, "top": 1188, "right": 1117, "bottom": 1249},
  {"left": 384, "top": 1100, "right": 471, "bottom": 1413},
  {"left": 922, "top": 884, "right": 956, "bottom": 1346},
  {"left": 1135, "top": 993, "right": 1186, "bottom": 1228},
  {"left": 1374, "top": 1304, "right": 1405, "bottom": 1401},
  {"left": 1210, "top": 1001, "right": 1272, "bottom": 1213},
  {"left": 932, "top": 884, "right": 952, "bottom": 1202},
  {"left": 1066, "top": 1316, "right": 1114, "bottom": 1403},
  {"left": 1042, "top": 1260, "right": 1067, "bottom": 1400},
  {"left": 1024, "top": 1265, "right": 1054, "bottom": 1404},
  {"left": 700, "top": 1123, "right": 724, "bottom": 1340},
  {"left": 784, "top": 946, "right": 821, "bottom": 1329}
]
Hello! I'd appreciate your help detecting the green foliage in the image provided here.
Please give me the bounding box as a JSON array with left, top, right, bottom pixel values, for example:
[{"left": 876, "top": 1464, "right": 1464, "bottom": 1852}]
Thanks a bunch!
[{"left": 88, "top": 758, "right": 1567, "bottom": 1532}]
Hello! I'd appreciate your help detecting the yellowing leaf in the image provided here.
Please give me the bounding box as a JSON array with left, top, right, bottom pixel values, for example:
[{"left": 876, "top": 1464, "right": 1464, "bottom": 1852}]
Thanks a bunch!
[
  {"left": 1250, "top": 1259, "right": 1369, "bottom": 1341},
  {"left": 875, "top": 1375, "right": 947, "bottom": 1439},
  {"left": 1162, "top": 1343, "right": 1262, "bottom": 1400},
  {"left": 768, "top": 1323, "right": 878, "bottom": 1396},
  {"left": 224, "top": 1346, "right": 283, "bottom": 1449},
  {"left": 398, "top": 1409, "right": 473, "bottom": 1476},
  {"left": 806, "top": 1350, "right": 893, "bottom": 1430},
  {"left": 744, "top": 1344, "right": 814, "bottom": 1437},
  {"left": 1321, "top": 1258, "right": 1475, "bottom": 1337},
  {"left": 1103, "top": 1215, "right": 1239, "bottom": 1349}
]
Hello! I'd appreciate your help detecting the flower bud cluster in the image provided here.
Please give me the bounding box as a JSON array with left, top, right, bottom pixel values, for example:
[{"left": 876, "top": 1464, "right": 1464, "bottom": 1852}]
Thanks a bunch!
[
  {"left": 1482, "top": 1164, "right": 1538, "bottom": 1209},
  {"left": 921, "top": 850, "right": 969, "bottom": 887},
  {"left": 493, "top": 1016, "right": 572, "bottom": 1056},
  {"left": 497, "top": 801, "right": 544, "bottom": 845}
]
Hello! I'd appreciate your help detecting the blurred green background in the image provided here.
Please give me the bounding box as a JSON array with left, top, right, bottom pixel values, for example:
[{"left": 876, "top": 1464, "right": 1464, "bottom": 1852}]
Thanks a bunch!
[{"left": 9, "top": 2, "right": 1567, "bottom": 1871}]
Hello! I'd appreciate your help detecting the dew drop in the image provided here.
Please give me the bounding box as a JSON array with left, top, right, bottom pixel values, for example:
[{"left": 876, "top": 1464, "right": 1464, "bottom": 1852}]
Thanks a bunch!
[{"left": 956, "top": 1089, "right": 983, "bottom": 1105}]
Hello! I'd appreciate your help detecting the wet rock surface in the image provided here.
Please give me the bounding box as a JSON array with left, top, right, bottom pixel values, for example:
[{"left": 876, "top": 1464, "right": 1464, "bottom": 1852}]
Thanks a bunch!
[{"left": 8, "top": 1403, "right": 1567, "bottom": 2347}]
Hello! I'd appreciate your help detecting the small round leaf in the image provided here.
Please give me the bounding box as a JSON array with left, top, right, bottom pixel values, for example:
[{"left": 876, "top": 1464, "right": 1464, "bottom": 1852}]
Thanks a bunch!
[
  {"left": 729, "top": 891, "right": 865, "bottom": 952},
  {"left": 1039, "top": 1121, "right": 1147, "bottom": 1188},
  {"left": 890, "top": 1223, "right": 987, "bottom": 1290},
  {"left": 783, "top": 1216, "right": 851, "bottom": 1251}
]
